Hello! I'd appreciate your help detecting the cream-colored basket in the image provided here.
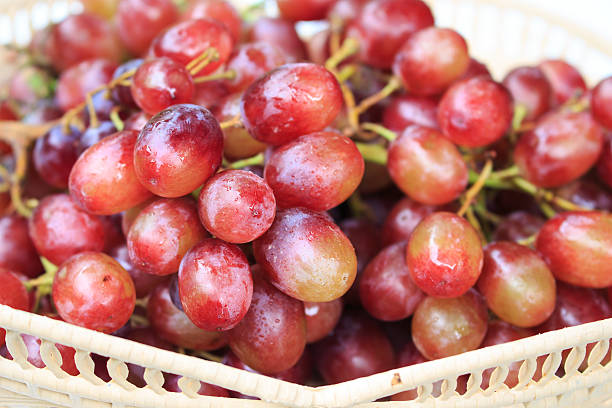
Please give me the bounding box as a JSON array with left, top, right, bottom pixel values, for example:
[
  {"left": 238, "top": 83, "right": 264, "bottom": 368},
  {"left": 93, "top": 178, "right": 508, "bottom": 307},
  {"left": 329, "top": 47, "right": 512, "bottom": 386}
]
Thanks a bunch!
[{"left": 1, "top": 1, "right": 612, "bottom": 407}]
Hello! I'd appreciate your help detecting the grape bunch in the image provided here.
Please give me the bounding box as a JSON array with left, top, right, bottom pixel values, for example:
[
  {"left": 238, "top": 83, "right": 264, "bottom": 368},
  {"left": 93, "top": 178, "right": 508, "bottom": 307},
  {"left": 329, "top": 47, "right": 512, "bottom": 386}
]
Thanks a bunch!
[{"left": 0, "top": 0, "right": 611, "bottom": 399}]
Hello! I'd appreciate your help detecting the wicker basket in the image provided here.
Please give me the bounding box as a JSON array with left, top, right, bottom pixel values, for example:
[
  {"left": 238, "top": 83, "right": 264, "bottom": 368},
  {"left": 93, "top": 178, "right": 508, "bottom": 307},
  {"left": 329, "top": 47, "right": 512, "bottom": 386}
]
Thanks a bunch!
[{"left": 1, "top": 1, "right": 612, "bottom": 407}]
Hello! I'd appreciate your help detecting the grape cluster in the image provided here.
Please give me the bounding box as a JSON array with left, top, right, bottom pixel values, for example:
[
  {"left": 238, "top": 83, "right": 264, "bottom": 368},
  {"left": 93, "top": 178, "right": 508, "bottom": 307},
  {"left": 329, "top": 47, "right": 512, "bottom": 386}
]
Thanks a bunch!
[{"left": 0, "top": 0, "right": 611, "bottom": 399}]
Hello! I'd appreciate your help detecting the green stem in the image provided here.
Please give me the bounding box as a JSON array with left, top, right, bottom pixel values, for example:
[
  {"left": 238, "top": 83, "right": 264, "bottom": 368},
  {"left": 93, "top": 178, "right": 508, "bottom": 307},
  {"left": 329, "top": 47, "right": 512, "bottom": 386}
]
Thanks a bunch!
[
  {"left": 360, "top": 123, "right": 397, "bottom": 142},
  {"left": 354, "top": 76, "right": 402, "bottom": 116},
  {"left": 512, "top": 104, "right": 528, "bottom": 132},
  {"left": 472, "top": 201, "right": 502, "bottom": 224},
  {"left": 518, "top": 233, "right": 537, "bottom": 246},
  {"left": 229, "top": 153, "right": 265, "bottom": 169},
  {"left": 539, "top": 202, "right": 557, "bottom": 219},
  {"left": 110, "top": 108, "right": 124, "bottom": 132},
  {"left": 489, "top": 165, "right": 520, "bottom": 180},
  {"left": 325, "top": 38, "right": 360, "bottom": 71},
  {"left": 356, "top": 143, "right": 387, "bottom": 166},
  {"left": 468, "top": 170, "right": 512, "bottom": 189},
  {"left": 512, "top": 177, "right": 588, "bottom": 212},
  {"left": 193, "top": 69, "right": 236, "bottom": 84},
  {"left": 337, "top": 64, "right": 357, "bottom": 83},
  {"left": 348, "top": 193, "right": 376, "bottom": 221},
  {"left": 24, "top": 257, "right": 57, "bottom": 291}
]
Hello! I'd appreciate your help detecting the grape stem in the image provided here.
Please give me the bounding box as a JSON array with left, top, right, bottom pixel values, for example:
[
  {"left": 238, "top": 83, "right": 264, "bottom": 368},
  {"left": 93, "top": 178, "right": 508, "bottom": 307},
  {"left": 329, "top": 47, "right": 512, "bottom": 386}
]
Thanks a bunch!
[
  {"left": 325, "top": 37, "right": 360, "bottom": 71},
  {"left": 187, "top": 49, "right": 220, "bottom": 77},
  {"left": 511, "top": 177, "right": 589, "bottom": 212},
  {"left": 458, "top": 159, "right": 493, "bottom": 217},
  {"left": 360, "top": 122, "right": 397, "bottom": 142},
  {"left": 466, "top": 206, "right": 487, "bottom": 244},
  {"left": 219, "top": 114, "right": 242, "bottom": 130},
  {"left": 229, "top": 152, "right": 265, "bottom": 169},
  {"left": 489, "top": 165, "right": 520, "bottom": 180},
  {"left": 193, "top": 69, "right": 236, "bottom": 84},
  {"left": 356, "top": 142, "right": 387, "bottom": 166},
  {"left": 518, "top": 233, "right": 537, "bottom": 246},
  {"left": 348, "top": 192, "right": 376, "bottom": 221},
  {"left": 24, "top": 257, "right": 58, "bottom": 291},
  {"left": 353, "top": 76, "right": 402, "bottom": 118},
  {"left": 110, "top": 107, "right": 125, "bottom": 131},
  {"left": 86, "top": 93, "right": 99, "bottom": 129}
]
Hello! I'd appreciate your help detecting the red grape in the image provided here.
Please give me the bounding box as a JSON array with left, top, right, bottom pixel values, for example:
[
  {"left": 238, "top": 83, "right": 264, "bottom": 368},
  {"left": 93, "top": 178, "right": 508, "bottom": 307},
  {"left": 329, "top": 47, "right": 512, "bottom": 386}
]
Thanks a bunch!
[
  {"left": 214, "top": 93, "right": 267, "bottom": 160},
  {"left": 314, "top": 309, "right": 395, "bottom": 383},
  {"left": 184, "top": 0, "right": 242, "bottom": 42},
  {"left": 502, "top": 66, "right": 552, "bottom": 121},
  {"left": 492, "top": 211, "right": 545, "bottom": 242},
  {"left": 555, "top": 179, "right": 612, "bottom": 212},
  {"left": 70, "top": 130, "right": 153, "bottom": 215},
  {"left": 228, "top": 270, "right": 306, "bottom": 374},
  {"left": 536, "top": 211, "right": 612, "bottom": 288},
  {"left": 198, "top": 170, "right": 276, "bottom": 243},
  {"left": 121, "top": 198, "right": 156, "bottom": 236},
  {"left": 514, "top": 110, "right": 603, "bottom": 188},
  {"left": 111, "top": 59, "right": 144, "bottom": 109},
  {"left": 49, "top": 13, "right": 122, "bottom": 71},
  {"left": 117, "top": 0, "right": 179, "bottom": 56},
  {"left": 147, "top": 280, "right": 226, "bottom": 350},
  {"left": 29, "top": 194, "right": 106, "bottom": 266},
  {"left": 393, "top": 28, "right": 469, "bottom": 96},
  {"left": 304, "top": 299, "right": 343, "bottom": 343},
  {"left": 241, "top": 64, "right": 343, "bottom": 146},
  {"left": 248, "top": 18, "right": 306, "bottom": 62},
  {"left": 0, "top": 215, "right": 43, "bottom": 278},
  {"left": 388, "top": 125, "right": 467, "bottom": 205},
  {"left": 478, "top": 242, "right": 556, "bottom": 327},
  {"left": 538, "top": 59, "right": 587, "bottom": 104},
  {"left": 127, "top": 197, "right": 208, "bottom": 276},
  {"left": 277, "top": 0, "right": 336, "bottom": 21},
  {"left": 125, "top": 111, "right": 151, "bottom": 131},
  {"left": 264, "top": 131, "right": 364, "bottom": 210},
  {"left": 193, "top": 80, "right": 230, "bottom": 111},
  {"left": 382, "top": 94, "right": 438, "bottom": 132},
  {"left": 598, "top": 135, "right": 612, "bottom": 188},
  {"left": 56, "top": 58, "right": 117, "bottom": 112},
  {"left": 149, "top": 19, "right": 234, "bottom": 77},
  {"left": 480, "top": 321, "right": 539, "bottom": 389},
  {"left": 459, "top": 57, "right": 492, "bottom": 80},
  {"left": 131, "top": 58, "right": 194, "bottom": 115},
  {"left": 32, "top": 125, "right": 81, "bottom": 189},
  {"left": 78, "top": 121, "right": 117, "bottom": 154},
  {"left": 178, "top": 238, "right": 252, "bottom": 331},
  {"left": 381, "top": 197, "right": 437, "bottom": 246},
  {"left": 52, "top": 252, "right": 135, "bottom": 333},
  {"left": 591, "top": 77, "right": 612, "bottom": 129},
  {"left": 253, "top": 207, "right": 357, "bottom": 302},
  {"left": 407, "top": 212, "right": 483, "bottom": 298},
  {"left": 0, "top": 268, "right": 30, "bottom": 345},
  {"left": 360, "top": 242, "right": 425, "bottom": 321},
  {"left": 224, "top": 43, "right": 287, "bottom": 93},
  {"left": 412, "top": 289, "right": 488, "bottom": 360},
  {"left": 110, "top": 244, "right": 168, "bottom": 298},
  {"left": 134, "top": 104, "right": 223, "bottom": 197},
  {"left": 438, "top": 76, "right": 513, "bottom": 147},
  {"left": 346, "top": 0, "right": 434, "bottom": 68},
  {"left": 327, "top": 0, "right": 369, "bottom": 23}
]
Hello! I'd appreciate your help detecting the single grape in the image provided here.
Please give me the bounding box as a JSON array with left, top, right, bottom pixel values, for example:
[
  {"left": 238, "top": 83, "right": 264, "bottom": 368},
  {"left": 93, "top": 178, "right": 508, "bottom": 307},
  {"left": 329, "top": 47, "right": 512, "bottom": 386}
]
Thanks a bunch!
[
  {"left": 117, "top": 0, "right": 179, "bottom": 56},
  {"left": 598, "top": 135, "right": 612, "bottom": 189},
  {"left": 345, "top": 0, "right": 434, "bottom": 68},
  {"left": 248, "top": 17, "right": 306, "bottom": 62},
  {"left": 241, "top": 64, "right": 343, "bottom": 146},
  {"left": 304, "top": 299, "right": 343, "bottom": 343},
  {"left": 198, "top": 170, "right": 276, "bottom": 243},
  {"left": 0, "top": 268, "right": 30, "bottom": 345},
  {"left": 478, "top": 242, "right": 556, "bottom": 327},
  {"left": 438, "top": 76, "right": 513, "bottom": 147},
  {"left": 327, "top": 0, "right": 369, "bottom": 24},
  {"left": 227, "top": 270, "right": 306, "bottom": 374},
  {"left": 127, "top": 197, "right": 208, "bottom": 276},
  {"left": 360, "top": 242, "right": 425, "bottom": 321},
  {"left": 387, "top": 125, "right": 468, "bottom": 205},
  {"left": 183, "top": 0, "right": 242, "bottom": 42},
  {"left": 382, "top": 94, "right": 438, "bottom": 132},
  {"left": 78, "top": 121, "right": 117, "bottom": 153},
  {"left": 131, "top": 58, "right": 195, "bottom": 115},
  {"left": 111, "top": 59, "right": 144, "bottom": 109},
  {"left": 480, "top": 321, "right": 539, "bottom": 389},
  {"left": 393, "top": 28, "right": 469, "bottom": 96},
  {"left": 224, "top": 42, "right": 287, "bottom": 93},
  {"left": 56, "top": 58, "right": 118, "bottom": 112},
  {"left": 52, "top": 252, "right": 135, "bottom": 333},
  {"left": 70, "top": 130, "right": 153, "bottom": 215},
  {"left": 147, "top": 279, "right": 226, "bottom": 350},
  {"left": 29, "top": 194, "right": 106, "bottom": 266},
  {"left": 110, "top": 244, "right": 168, "bottom": 298},
  {"left": 514, "top": 110, "right": 603, "bottom": 188},
  {"left": 381, "top": 197, "right": 438, "bottom": 246},
  {"left": 49, "top": 13, "right": 122, "bottom": 71},
  {"left": 121, "top": 198, "right": 156, "bottom": 236},
  {"left": 412, "top": 289, "right": 488, "bottom": 360},
  {"left": 179, "top": 238, "right": 252, "bottom": 331},
  {"left": 134, "top": 104, "right": 224, "bottom": 197},
  {"left": 591, "top": 77, "right": 612, "bottom": 129},
  {"left": 502, "top": 66, "right": 552, "bottom": 121},
  {"left": 492, "top": 211, "right": 545, "bottom": 242},
  {"left": 214, "top": 93, "right": 267, "bottom": 161},
  {"left": 253, "top": 208, "right": 357, "bottom": 302},
  {"left": 277, "top": 0, "right": 336, "bottom": 21},
  {"left": 536, "top": 211, "right": 612, "bottom": 288},
  {"left": 0, "top": 215, "right": 43, "bottom": 278},
  {"left": 538, "top": 59, "right": 587, "bottom": 104},
  {"left": 313, "top": 309, "right": 395, "bottom": 384},
  {"left": 149, "top": 19, "right": 234, "bottom": 77},
  {"left": 264, "top": 131, "right": 364, "bottom": 210},
  {"left": 407, "top": 212, "right": 483, "bottom": 298},
  {"left": 32, "top": 125, "right": 81, "bottom": 189},
  {"left": 555, "top": 179, "right": 612, "bottom": 212},
  {"left": 458, "top": 57, "right": 492, "bottom": 81}
]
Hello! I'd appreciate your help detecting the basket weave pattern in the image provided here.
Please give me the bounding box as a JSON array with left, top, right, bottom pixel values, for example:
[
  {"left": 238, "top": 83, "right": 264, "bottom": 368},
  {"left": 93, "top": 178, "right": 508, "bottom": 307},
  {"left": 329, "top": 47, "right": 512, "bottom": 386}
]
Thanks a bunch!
[{"left": 1, "top": 1, "right": 612, "bottom": 407}]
